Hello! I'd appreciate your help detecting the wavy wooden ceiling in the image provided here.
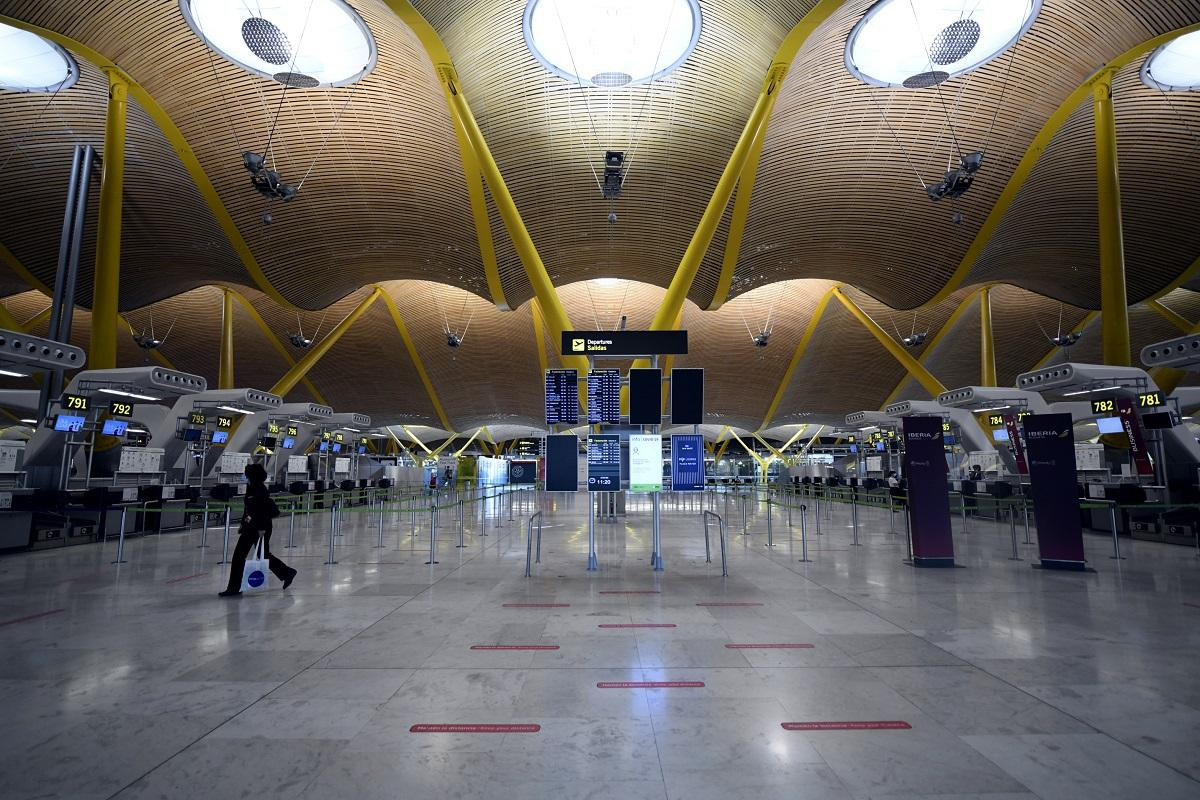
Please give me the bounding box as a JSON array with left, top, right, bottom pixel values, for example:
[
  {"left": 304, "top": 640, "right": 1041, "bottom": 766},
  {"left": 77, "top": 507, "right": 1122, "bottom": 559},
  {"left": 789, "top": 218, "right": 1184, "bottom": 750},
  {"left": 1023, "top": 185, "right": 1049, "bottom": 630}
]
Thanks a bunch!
[{"left": 3, "top": 1, "right": 1200, "bottom": 425}]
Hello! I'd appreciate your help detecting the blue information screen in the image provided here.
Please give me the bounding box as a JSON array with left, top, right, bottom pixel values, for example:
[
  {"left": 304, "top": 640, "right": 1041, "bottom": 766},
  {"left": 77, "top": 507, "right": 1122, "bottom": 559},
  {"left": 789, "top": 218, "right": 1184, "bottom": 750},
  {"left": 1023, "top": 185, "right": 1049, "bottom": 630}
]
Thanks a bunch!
[
  {"left": 587, "top": 434, "right": 621, "bottom": 491},
  {"left": 671, "top": 434, "right": 704, "bottom": 492}
]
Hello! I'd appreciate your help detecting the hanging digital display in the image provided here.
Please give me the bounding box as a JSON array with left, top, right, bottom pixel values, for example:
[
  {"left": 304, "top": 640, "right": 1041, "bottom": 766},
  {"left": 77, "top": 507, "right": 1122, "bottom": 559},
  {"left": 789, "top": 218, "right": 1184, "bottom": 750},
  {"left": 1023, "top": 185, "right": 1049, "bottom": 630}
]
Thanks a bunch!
[
  {"left": 628, "top": 368, "right": 662, "bottom": 425},
  {"left": 212, "top": 430, "right": 230, "bottom": 445},
  {"left": 267, "top": 421, "right": 281, "bottom": 435},
  {"left": 587, "top": 369, "right": 621, "bottom": 424},
  {"left": 280, "top": 436, "right": 295, "bottom": 449},
  {"left": 1091, "top": 397, "right": 1117, "bottom": 416},
  {"left": 109, "top": 401, "right": 133, "bottom": 417},
  {"left": 545, "top": 369, "right": 579, "bottom": 425},
  {"left": 670, "top": 368, "right": 704, "bottom": 425},
  {"left": 188, "top": 411, "right": 206, "bottom": 426},
  {"left": 545, "top": 434, "right": 578, "bottom": 492},
  {"left": 61, "top": 393, "right": 89, "bottom": 412},
  {"left": 671, "top": 434, "right": 704, "bottom": 492},
  {"left": 1137, "top": 391, "right": 1165, "bottom": 408},
  {"left": 587, "top": 434, "right": 621, "bottom": 490},
  {"left": 562, "top": 330, "right": 687, "bottom": 356},
  {"left": 629, "top": 434, "right": 662, "bottom": 492},
  {"left": 101, "top": 419, "right": 128, "bottom": 437},
  {"left": 53, "top": 414, "right": 85, "bottom": 432},
  {"left": 287, "top": 425, "right": 299, "bottom": 437},
  {"left": 216, "top": 415, "right": 234, "bottom": 429}
]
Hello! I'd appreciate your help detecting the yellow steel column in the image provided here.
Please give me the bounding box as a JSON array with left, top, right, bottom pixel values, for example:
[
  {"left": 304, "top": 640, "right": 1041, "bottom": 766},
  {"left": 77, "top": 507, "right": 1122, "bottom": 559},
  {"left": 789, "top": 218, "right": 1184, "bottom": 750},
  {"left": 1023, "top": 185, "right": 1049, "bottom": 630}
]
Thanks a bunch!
[
  {"left": 269, "top": 289, "right": 381, "bottom": 397},
  {"left": 832, "top": 287, "right": 947, "bottom": 397},
  {"left": 979, "top": 286, "right": 996, "bottom": 387},
  {"left": 91, "top": 70, "right": 127, "bottom": 370},
  {"left": 1094, "top": 72, "right": 1130, "bottom": 366},
  {"left": 1145, "top": 298, "right": 1192, "bottom": 333},
  {"left": 219, "top": 289, "right": 235, "bottom": 389}
]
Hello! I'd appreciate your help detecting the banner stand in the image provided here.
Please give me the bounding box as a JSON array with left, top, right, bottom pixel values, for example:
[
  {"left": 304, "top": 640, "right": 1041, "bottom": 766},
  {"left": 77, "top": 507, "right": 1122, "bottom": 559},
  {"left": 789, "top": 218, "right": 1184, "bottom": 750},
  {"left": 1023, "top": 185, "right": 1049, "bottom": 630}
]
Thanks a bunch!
[
  {"left": 1023, "top": 413, "right": 1092, "bottom": 572},
  {"left": 902, "top": 416, "right": 956, "bottom": 568}
]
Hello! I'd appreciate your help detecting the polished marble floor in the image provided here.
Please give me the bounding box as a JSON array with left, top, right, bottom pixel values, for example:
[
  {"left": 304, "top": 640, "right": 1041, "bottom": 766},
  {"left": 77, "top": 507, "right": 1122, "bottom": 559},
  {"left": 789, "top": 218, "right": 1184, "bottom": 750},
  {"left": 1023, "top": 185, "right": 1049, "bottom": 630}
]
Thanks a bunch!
[{"left": 1, "top": 490, "right": 1199, "bottom": 799}]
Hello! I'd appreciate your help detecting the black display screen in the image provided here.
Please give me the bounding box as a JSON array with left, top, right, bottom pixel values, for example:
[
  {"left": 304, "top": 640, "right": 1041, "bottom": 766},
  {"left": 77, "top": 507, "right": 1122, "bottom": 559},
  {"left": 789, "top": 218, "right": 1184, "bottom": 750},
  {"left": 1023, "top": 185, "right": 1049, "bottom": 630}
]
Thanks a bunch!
[
  {"left": 545, "top": 369, "right": 579, "bottom": 425},
  {"left": 670, "top": 368, "right": 704, "bottom": 425},
  {"left": 587, "top": 369, "right": 621, "bottom": 424},
  {"left": 545, "top": 434, "right": 578, "bottom": 492},
  {"left": 628, "top": 368, "right": 662, "bottom": 426},
  {"left": 1141, "top": 411, "right": 1175, "bottom": 430}
]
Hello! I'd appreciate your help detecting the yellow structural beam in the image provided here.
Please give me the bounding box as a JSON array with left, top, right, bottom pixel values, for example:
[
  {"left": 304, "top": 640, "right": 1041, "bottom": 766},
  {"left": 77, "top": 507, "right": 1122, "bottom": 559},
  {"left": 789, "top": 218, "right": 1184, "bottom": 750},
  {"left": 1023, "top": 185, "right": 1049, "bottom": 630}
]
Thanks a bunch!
[
  {"left": 879, "top": 288, "right": 985, "bottom": 408},
  {"left": 727, "top": 428, "right": 771, "bottom": 480},
  {"left": 714, "top": 433, "right": 732, "bottom": 462},
  {"left": 453, "top": 428, "right": 483, "bottom": 457},
  {"left": 219, "top": 288, "right": 234, "bottom": 389},
  {"left": 0, "top": 15, "right": 302, "bottom": 311},
  {"left": 90, "top": 70, "right": 127, "bottom": 370},
  {"left": 659, "top": 306, "right": 685, "bottom": 416},
  {"left": 222, "top": 286, "right": 328, "bottom": 404},
  {"left": 798, "top": 425, "right": 825, "bottom": 458},
  {"left": 759, "top": 286, "right": 837, "bottom": 429},
  {"left": 1146, "top": 299, "right": 1192, "bottom": 333},
  {"left": 431, "top": 434, "right": 459, "bottom": 458},
  {"left": 0, "top": 303, "right": 25, "bottom": 332},
  {"left": 25, "top": 306, "right": 52, "bottom": 330},
  {"left": 979, "top": 286, "right": 996, "bottom": 387},
  {"left": 1094, "top": 72, "right": 1130, "bottom": 367},
  {"left": 530, "top": 299, "right": 549, "bottom": 374},
  {"left": 832, "top": 286, "right": 947, "bottom": 397},
  {"left": 753, "top": 426, "right": 807, "bottom": 464},
  {"left": 377, "top": 287, "right": 454, "bottom": 432},
  {"left": 705, "top": 0, "right": 847, "bottom": 310},
  {"left": 402, "top": 425, "right": 433, "bottom": 455},
  {"left": 270, "top": 288, "right": 381, "bottom": 398}
]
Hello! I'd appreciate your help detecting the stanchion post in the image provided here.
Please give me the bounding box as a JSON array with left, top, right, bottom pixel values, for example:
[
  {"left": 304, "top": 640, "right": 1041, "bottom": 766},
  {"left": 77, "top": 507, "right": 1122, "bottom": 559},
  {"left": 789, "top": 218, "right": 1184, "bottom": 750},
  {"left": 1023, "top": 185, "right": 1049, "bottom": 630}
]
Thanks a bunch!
[
  {"left": 703, "top": 512, "right": 712, "bottom": 563},
  {"left": 376, "top": 503, "right": 385, "bottom": 548},
  {"left": 1023, "top": 497, "right": 1032, "bottom": 544},
  {"left": 766, "top": 499, "right": 775, "bottom": 547},
  {"left": 850, "top": 490, "right": 861, "bottom": 546},
  {"left": 426, "top": 501, "right": 439, "bottom": 565},
  {"left": 286, "top": 504, "right": 296, "bottom": 549},
  {"left": 1108, "top": 502, "right": 1124, "bottom": 560},
  {"left": 587, "top": 494, "right": 598, "bottom": 571},
  {"left": 325, "top": 498, "right": 338, "bottom": 565},
  {"left": 198, "top": 500, "right": 210, "bottom": 548},
  {"left": 888, "top": 492, "right": 895, "bottom": 534},
  {"left": 456, "top": 499, "right": 466, "bottom": 548},
  {"left": 814, "top": 492, "right": 822, "bottom": 536},
  {"left": 798, "top": 503, "right": 811, "bottom": 563},
  {"left": 111, "top": 506, "right": 128, "bottom": 565},
  {"left": 1008, "top": 502, "right": 1022, "bottom": 561},
  {"left": 535, "top": 513, "right": 543, "bottom": 564},
  {"left": 718, "top": 515, "right": 728, "bottom": 577},
  {"left": 219, "top": 506, "right": 232, "bottom": 565}
]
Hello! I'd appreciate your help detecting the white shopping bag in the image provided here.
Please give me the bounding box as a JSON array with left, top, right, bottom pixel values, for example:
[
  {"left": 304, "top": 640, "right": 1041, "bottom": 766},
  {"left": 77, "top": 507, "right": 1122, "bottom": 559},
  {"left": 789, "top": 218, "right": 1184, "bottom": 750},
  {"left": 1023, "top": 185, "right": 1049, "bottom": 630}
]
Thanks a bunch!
[{"left": 240, "top": 537, "right": 270, "bottom": 593}]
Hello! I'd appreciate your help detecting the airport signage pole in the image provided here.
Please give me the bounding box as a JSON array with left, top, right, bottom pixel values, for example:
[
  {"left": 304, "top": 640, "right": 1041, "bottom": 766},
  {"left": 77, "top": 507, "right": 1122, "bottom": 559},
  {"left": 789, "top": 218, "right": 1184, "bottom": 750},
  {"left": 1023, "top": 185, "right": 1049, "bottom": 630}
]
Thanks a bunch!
[{"left": 901, "top": 416, "right": 956, "bottom": 567}]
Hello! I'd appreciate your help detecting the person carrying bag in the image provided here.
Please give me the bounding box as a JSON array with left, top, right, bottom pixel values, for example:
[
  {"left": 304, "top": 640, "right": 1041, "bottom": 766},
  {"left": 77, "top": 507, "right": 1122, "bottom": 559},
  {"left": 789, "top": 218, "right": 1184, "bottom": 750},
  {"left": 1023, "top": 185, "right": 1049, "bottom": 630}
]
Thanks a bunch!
[{"left": 219, "top": 463, "right": 298, "bottom": 597}]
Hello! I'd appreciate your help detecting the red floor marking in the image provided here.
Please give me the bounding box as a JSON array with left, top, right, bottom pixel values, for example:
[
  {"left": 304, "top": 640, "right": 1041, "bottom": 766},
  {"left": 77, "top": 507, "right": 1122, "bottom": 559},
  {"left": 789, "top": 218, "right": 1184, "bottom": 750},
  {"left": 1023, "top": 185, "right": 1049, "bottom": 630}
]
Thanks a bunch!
[
  {"left": 502, "top": 603, "right": 570, "bottom": 608},
  {"left": 597, "top": 681, "right": 705, "bottom": 689},
  {"left": 1184, "top": 602, "right": 1200, "bottom": 609},
  {"left": 600, "top": 590, "right": 661, "bottom": 595},
  {"left": 0, "top": 609, "right": 65, "bottom": 627},
  {"left": 470, "top": 645, "right": 560, "bottom": 651},
  {"left": 597, "top": 623, "right": 676, "bottom": 628},
  {"left": 725, "top": 643, "right": 815, "bottom": 649},
  {"left": 165, "top": 572, "right": 209, "bottom": 584},
  {"left": 782, "top": 721, "right": 911, "bottom": 731},
  {"left": 696, "top": 602, "right": 763, "bottom": 607},
  {"left": 410, "top": 724, "right": 540, "bottom": 733}
]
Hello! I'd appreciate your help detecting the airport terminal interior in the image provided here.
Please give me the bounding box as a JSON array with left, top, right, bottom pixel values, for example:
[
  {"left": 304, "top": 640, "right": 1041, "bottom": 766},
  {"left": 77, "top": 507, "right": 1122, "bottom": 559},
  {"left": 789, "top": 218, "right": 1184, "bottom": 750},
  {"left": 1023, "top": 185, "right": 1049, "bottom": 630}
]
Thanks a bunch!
[{"left": 2, "top": 0, "right": 1200, "bottom": 798}]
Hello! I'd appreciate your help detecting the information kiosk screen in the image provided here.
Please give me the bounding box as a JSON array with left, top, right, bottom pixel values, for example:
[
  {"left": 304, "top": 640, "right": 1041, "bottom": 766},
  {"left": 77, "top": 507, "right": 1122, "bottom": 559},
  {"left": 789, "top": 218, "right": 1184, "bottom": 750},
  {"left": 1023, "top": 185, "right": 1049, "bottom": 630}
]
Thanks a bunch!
[
  {"left": 628, "top": 368, "right": 662, "bottom": 425},
  {"left": 545, "top": 369, "right": 579, "bottom": 425},
  {"left": 545, "top": 434, "right": 578, "bottom": 492},
  {"left": 54, "top": 414, "right": 85, "bottom": 432},
  {"left": 670, "top": 369, "right": 704, "bottom": 425},
  {"left": 102, "top": 419, "right": 128, "bottom": 437},
  {"left": 587, "top": 369, "right": 621, "bottom": 424}
]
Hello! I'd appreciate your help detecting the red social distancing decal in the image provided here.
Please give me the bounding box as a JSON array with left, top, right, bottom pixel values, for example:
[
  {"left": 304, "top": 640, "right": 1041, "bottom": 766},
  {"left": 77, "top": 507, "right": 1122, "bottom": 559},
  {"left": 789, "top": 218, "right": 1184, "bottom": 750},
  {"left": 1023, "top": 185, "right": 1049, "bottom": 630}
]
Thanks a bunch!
[
  {"left": 696, "top": 602, "right": 763, "bottom": 607},
  {"left": 410, "top": 724, "right": 540, "bottom": 733},
  {"left": 600, "top": 590, "right": 661, "bottom": 594},
  {"left": 782, "top": 721, "right": 911, "bottom": 731},
  {"left": 724, "top": 643, "right": 814, "bottom": 649},
  {"left": 0, "top": 609, "right": 64, "bottom": 627},
  {"left": 597, "top": 623, "right": 676, "bottom": 628},
  {"left": 470, "top": 645, "right": 560, "bottom": 651},
  {"left": 503, "top": 603, "right": 570, "bottom": 608},
  {"left": 596, "top": 681, "right": 705, "bottom": 689}
]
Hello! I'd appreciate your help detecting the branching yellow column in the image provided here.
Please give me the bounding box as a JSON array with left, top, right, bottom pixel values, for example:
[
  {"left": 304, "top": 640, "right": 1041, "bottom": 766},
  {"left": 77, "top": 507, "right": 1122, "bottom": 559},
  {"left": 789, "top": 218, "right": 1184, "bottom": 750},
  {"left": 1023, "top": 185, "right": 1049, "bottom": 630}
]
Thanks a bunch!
[
  {"left": 1094, "top": 72, "right": 1130, "bottom": 367},
  {"left": 832, "top": 286, "right": 947, "bottom": 397},
  {"left": 219, "top": 289, "right": 234, "bottom": 389},
  {"left": 269, "top": 289, "right": 381, "bottom": 398},
  {"left": 91, "top": 70, "right": 127, "bottom": 370},
  {"left": 979, "top": 286, "right": 996, "bottom": 387}
]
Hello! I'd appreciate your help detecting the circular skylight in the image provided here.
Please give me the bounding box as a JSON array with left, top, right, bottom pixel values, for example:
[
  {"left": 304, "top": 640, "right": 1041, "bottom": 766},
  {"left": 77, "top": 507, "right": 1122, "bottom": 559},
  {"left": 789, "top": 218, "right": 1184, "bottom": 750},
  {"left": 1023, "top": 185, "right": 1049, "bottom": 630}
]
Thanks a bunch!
[
  {"left": 523, "top": 0, "right": 701, "bottom": 88},
  {"left": 1142, "top": 30, "right": 1200, "bottom": 92},
  {"left": 179, "top": 0, "right": 377, "bottom": 88},
  {"left": 0, "top": 22, "right": 78, "bottom": 93},
  {"left": 846, "top": 0, "right": 1042, "bottom": 89}
]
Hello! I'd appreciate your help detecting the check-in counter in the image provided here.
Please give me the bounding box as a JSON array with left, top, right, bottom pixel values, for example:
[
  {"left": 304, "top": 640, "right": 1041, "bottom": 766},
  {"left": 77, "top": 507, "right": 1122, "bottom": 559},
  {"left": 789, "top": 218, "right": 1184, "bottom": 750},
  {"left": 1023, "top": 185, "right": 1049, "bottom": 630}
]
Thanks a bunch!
[{"left": 0, "top": 488, "right": 36, "bottom": 550}]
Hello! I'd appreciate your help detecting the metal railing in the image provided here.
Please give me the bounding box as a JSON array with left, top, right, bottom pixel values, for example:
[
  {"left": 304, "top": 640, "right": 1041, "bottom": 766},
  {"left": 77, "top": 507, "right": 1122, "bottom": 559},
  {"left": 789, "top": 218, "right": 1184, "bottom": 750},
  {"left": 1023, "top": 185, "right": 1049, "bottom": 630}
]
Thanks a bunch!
[
  {"left": 701, "top": 510, "right": 728, "bottom": 576},
  {"left": 524, "top": 510, "right": 544, "bottom": 578}
]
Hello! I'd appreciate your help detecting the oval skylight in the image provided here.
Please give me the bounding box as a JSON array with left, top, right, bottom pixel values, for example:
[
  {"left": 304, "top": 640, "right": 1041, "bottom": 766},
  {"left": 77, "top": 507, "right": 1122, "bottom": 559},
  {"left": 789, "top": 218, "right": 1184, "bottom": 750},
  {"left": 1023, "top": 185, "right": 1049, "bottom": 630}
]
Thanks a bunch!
[
  {"left": 1142, "top": 30, "right": 1200, "bottom": 92},
  {"left": 523, "top": 0, "right": 701, "bottom": 88},
  {"left": 0, "top": 22, "right": 78, "bottom": 93},
  {"left": 846, "top": 0, "right": 1042, "bottom": 89},
  {"left": 179, "top": 0, "right": 377, "bottom": 88}
]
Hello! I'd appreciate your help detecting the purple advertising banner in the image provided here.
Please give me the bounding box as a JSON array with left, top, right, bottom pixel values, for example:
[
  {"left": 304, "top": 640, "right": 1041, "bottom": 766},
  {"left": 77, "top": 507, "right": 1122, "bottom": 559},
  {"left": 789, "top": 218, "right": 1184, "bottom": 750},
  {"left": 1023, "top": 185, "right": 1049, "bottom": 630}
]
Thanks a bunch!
[
  {"left": 902, "top": 416, "right": 955, "bottom": 567},
  {"left": 1023, "top": 413, "right": 1087, "bottom": 570}
]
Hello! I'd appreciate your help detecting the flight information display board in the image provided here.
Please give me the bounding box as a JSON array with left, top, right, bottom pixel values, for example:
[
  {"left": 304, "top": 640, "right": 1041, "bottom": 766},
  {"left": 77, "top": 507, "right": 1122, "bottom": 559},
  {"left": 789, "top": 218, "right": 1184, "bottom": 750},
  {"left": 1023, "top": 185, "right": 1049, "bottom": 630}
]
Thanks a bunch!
[
  {"left": 671, "top": 434, "right": 704, "bottom": 491},
  {"left": 670, "top": 368, "right": 704, "bottom": 425},
  {"left": 587, "top": 369, "right": 621, "bottom": 424},
  {"left": 545, "top": 369, "right": 579, "bottom": 425},
  {"left": 628, "top": 368, "right": 662, "bottom": 426},
  {"left": 545, "top": 434, "right": 578, "bottom": 492},
  {"left": 587, "top": 434, "right": 621, "bottom": 490}
]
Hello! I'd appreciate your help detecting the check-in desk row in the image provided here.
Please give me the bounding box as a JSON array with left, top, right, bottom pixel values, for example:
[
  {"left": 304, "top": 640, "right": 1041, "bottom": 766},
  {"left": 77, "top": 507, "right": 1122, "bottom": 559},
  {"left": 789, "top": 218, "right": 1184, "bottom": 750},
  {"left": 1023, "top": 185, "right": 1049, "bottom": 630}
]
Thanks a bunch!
[{"left": 1080, "top": 483, "right": 1198, "bottom": 545}]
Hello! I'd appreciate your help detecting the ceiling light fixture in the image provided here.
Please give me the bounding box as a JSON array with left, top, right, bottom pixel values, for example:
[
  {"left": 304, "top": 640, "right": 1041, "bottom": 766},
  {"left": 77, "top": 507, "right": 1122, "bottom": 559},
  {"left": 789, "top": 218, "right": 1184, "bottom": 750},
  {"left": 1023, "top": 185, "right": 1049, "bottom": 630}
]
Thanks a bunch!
[
  {"left": 1142, "top": 29, "right": 1200, "bottom": 92},
  {"left": 846, "top": 0, "right": 1041, "bottom": 89},
  {"left": 0, "top": 22, "right": 78, "bottom": 93},
  {"left": 0, "top": 368, "right": 30, "bottom": 377},
  {"left": 523, "top": 0, "right": 701, "bottom": 88},
  {"left": 97, "top": 388, "right": 162, "bottom": 401},
  {"left": 179, "top": 0, "right": 377, "bottom": 88},
  {"left": 216, "top": 405, "right": 248, "bottom": 414}
]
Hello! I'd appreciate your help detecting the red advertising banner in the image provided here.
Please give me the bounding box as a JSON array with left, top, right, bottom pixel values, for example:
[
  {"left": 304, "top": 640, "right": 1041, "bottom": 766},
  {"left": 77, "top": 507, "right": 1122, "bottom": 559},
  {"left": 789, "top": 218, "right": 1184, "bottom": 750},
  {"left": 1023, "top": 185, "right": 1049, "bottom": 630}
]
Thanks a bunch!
[
  {"left": 1004, "top": 415, "right": 1029, "bottom": 475},
  {"left": 1117, "top": 398, "right": 1155, "bottom": 476}
]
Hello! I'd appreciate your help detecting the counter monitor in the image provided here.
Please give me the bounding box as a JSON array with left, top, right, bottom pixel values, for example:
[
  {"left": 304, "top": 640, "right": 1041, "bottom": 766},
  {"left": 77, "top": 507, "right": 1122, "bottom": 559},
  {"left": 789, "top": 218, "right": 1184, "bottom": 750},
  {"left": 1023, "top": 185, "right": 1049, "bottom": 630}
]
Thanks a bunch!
[
  {"left": 53, "top": 414, "right": 85, "bottom": 432},
  {"left": 319, "top": 441, "right": 329, "bottom": 452},
  {"left": 181, "top": 427, "right": 202, "bottom": 441},
  {"left": 212, "top": 430, "right": 229, "bottom": 445},
  {"left": 1142, "top": 411, "right": 1175, "bottom": 430},
  {"left": 1096, "top": 416, "right": 1124, "bottom": 434},
  {"left": 101, "top": 419, "right": 128, "bottom": 437},
  {"left": 281, "top": 436, "right": 295, "bottom": 449},
  {"left": 332, "top": 442, "right": 342, "bottom": 453},
  {"left": 259, "top": 436, "right": 277, "bottom": 448},
  {"left": 993, "top": 428, "right": 1010, "bottom": 442}
]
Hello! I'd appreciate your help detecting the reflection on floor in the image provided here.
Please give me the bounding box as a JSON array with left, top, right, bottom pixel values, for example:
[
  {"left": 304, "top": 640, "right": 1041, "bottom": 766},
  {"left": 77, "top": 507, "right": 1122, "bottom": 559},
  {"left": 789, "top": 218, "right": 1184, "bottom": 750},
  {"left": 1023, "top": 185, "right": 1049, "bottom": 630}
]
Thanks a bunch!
[{"left": 1, "top": 489, "right": 1199, "bottom": 799}]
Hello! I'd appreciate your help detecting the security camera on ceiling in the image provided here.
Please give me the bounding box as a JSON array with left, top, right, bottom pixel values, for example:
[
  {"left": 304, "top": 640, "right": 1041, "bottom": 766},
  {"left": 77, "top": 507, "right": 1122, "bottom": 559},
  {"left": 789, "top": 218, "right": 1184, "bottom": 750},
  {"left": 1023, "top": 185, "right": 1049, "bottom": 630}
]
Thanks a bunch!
[{"left": 243, "top": 151, "right": 298, "bottom": 202}]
